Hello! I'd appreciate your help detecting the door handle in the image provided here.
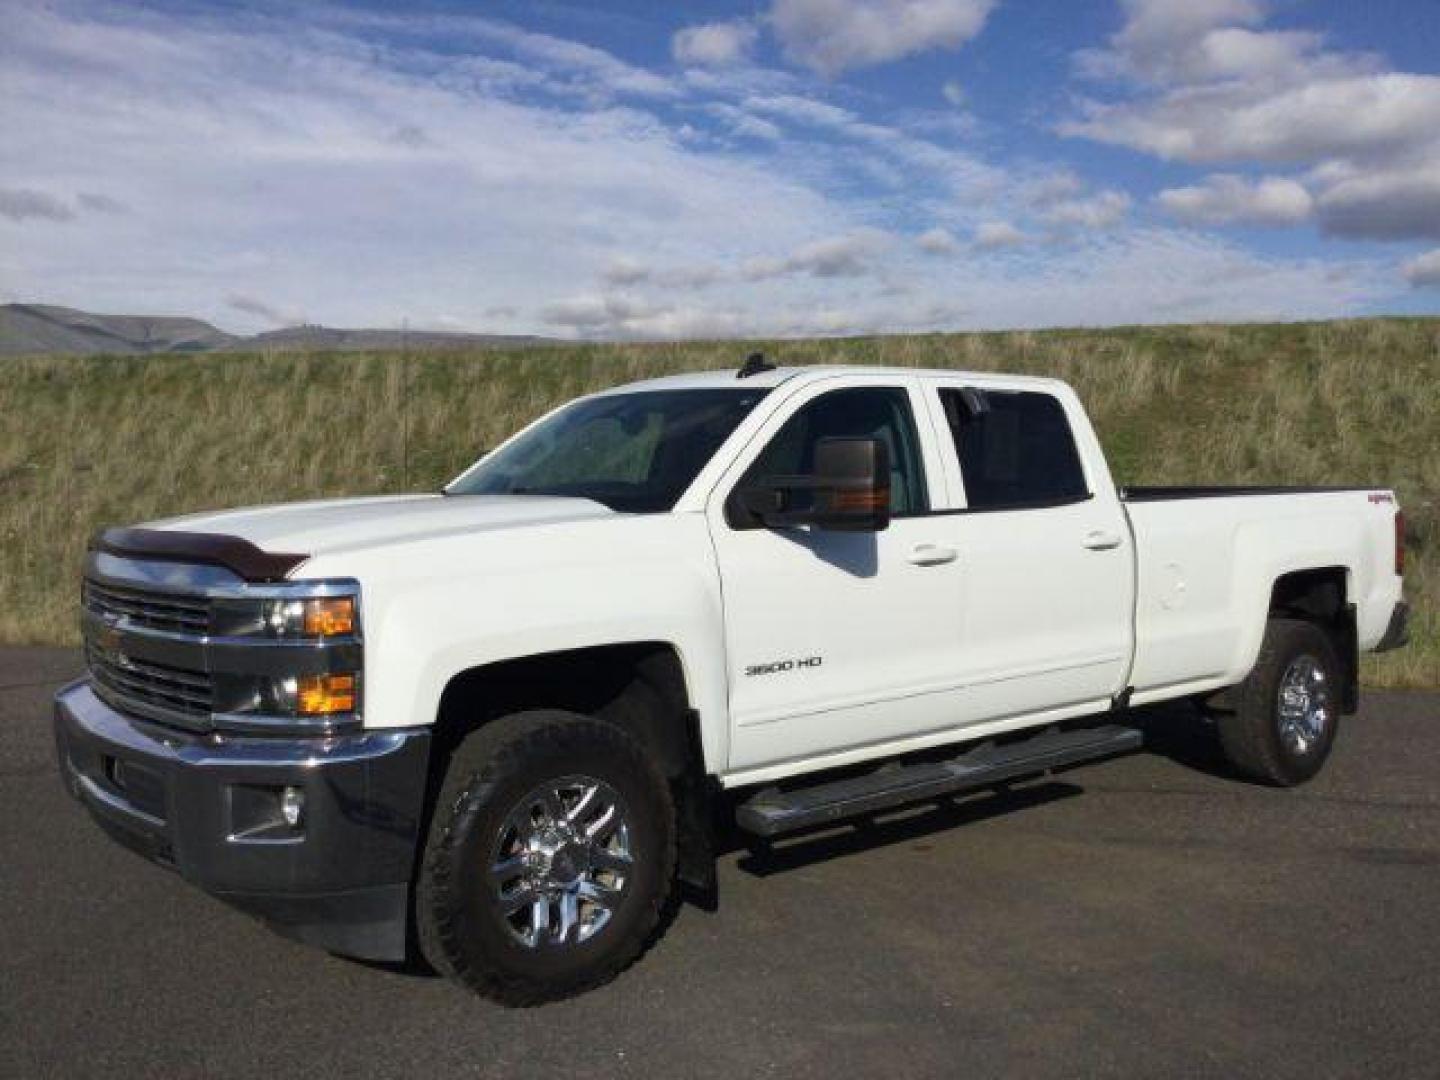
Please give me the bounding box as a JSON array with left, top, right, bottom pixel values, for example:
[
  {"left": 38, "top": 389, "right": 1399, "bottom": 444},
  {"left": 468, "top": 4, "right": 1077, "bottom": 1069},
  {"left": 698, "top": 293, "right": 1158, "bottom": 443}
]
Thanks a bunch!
[
  {"left": 1082, "top": 529, "right": 1123, "bottom": 551},
  {"left": 906, "top": 543, "right": 958, "bottom": 566}
]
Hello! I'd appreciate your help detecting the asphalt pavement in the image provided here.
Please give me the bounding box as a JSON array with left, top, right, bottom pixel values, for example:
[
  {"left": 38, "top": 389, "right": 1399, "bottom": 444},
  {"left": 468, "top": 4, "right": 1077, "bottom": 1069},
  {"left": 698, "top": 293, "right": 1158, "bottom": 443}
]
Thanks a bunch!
[{"left": 3, "top": 646, "right": 1437, "bottom": 1079}]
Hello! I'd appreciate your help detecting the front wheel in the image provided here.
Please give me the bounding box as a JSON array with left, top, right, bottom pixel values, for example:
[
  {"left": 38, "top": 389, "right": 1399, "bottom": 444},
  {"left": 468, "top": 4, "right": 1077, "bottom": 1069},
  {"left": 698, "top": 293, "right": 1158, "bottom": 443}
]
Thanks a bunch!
[
  {"left": 416, "top": 710, "right": 676, "bottom": 1005},
  {"left": 1217, "top": 618, "right": 1342, "bottom": 786}
]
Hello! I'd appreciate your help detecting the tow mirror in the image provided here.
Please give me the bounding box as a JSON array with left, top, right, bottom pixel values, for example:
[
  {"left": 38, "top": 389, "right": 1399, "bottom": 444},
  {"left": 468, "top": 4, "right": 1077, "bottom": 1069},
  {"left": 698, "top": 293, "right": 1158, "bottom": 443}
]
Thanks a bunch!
[{"left": 732, "top": 436, "right": 891, "bottom": 532}]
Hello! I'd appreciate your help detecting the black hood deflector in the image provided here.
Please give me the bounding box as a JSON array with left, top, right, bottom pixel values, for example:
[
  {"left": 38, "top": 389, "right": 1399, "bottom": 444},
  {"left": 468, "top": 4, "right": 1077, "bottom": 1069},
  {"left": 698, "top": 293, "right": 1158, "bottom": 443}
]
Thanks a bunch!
[{"left": 93, "top": 527, "right": 308, "bottom": 582}]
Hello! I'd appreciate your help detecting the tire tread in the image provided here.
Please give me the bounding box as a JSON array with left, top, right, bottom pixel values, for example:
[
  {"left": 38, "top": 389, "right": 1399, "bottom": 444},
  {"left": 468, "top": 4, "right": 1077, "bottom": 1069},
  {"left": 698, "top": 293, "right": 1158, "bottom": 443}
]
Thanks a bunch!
[
  {"left": 416, "top": 710, "right": 676, "bottom": 1005},
  {"left": 1217, "top": 617, "right": 1340, "bottom": 787}
]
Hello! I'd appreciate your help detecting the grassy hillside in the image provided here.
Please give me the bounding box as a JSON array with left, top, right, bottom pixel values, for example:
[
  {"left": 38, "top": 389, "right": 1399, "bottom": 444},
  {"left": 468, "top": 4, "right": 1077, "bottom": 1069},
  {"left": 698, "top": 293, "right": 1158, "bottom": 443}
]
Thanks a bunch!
[{"left": 1, "top": 318, "right": 1434, "bottom": 687}]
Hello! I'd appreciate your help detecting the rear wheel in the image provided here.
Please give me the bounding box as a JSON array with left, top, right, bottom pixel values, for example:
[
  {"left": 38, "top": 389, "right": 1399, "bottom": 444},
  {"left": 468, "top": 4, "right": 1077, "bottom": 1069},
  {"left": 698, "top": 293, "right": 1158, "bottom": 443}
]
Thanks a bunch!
[
  {"left": 1217, "top": 618, "right": 1341, "bottom": 786},
  {"left": 416, "top": 710, "right": 676, "bottom": 1005}
]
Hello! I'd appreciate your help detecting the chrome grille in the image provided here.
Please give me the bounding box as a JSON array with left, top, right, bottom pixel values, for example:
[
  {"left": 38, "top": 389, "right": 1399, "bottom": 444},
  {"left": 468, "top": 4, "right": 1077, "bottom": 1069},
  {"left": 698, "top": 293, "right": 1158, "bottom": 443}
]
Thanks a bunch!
[
  {"left": 83, "top": 578, "right": 211, "bottom": 635},
  {"left": 85, "top": 644, "right": 214, "bottom": 729}
]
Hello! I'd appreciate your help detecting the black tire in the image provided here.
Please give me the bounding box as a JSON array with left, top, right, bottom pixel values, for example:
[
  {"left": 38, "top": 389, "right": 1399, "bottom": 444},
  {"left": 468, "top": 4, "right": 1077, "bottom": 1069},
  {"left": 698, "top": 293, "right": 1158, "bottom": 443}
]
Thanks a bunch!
[
  {"left": 416, "top": 710, "right": 676, "bottom": 1005},
  {"left": 1217, "top": 618, "right": 1342, "bottom": 786}
]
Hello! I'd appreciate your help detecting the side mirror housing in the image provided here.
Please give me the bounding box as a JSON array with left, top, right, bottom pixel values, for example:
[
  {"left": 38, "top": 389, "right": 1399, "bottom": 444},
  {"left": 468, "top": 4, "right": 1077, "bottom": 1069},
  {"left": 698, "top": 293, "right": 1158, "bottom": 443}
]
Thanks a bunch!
[{"left": 729, "top": 436, "right": 891, "bottom": 532}]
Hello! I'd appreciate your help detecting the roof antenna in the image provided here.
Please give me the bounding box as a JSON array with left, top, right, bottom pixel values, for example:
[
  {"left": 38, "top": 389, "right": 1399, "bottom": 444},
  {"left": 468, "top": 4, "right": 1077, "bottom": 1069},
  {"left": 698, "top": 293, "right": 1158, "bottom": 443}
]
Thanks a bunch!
[{"left": 737, "top": 351, "right": 775, "bottom": 379}]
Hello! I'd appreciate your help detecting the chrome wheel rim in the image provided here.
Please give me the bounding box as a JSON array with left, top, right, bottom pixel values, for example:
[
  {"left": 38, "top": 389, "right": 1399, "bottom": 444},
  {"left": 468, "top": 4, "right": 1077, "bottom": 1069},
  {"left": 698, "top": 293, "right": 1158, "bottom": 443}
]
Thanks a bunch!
[
  {"left": 1277, "top": 653, "right": 1331, "bottom": 755},
  {"left": 489, "top": 775, "right": 633, "bottom": 950}
]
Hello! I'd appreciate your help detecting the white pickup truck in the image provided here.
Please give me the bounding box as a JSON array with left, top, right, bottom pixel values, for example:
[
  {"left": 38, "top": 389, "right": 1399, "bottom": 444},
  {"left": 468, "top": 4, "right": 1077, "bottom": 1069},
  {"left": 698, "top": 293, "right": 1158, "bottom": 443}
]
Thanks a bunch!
[{"left": 55, "top": 357, "right": 1410, "bottom": 1004}]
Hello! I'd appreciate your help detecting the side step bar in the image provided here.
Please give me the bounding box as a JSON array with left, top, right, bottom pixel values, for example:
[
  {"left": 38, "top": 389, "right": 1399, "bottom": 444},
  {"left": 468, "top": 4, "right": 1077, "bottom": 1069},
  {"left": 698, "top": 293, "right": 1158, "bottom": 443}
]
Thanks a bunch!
[{"left": 736, "top": 724, "right": 1142, "bottom": 838}]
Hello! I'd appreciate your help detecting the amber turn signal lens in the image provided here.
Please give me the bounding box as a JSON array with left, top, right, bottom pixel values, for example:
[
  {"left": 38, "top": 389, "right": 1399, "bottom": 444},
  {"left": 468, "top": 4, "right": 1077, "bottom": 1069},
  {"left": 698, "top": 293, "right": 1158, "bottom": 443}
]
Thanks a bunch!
[
  {"left": 832, "top": 488, "right": 888, "bottom": 512},
  {"left": 297, "top": 673, "right": 357, "bottom": 716},
  {"left": 303, "top": 597, "right": 355, "bottom": 637}
]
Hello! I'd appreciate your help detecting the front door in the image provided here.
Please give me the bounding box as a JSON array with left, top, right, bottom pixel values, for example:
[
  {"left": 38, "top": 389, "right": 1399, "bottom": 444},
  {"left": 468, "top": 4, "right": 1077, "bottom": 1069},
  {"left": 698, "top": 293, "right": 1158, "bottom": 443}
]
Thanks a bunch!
[{"left": 707, "top": 377, "right": 966, "bottom": 773}]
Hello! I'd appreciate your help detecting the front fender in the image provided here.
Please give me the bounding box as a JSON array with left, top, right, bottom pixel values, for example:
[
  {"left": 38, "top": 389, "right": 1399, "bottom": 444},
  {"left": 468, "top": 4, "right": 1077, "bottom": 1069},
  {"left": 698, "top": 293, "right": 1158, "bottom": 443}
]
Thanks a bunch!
[{"left": 309, "top": 515, "right": 732, "bottom": 773}]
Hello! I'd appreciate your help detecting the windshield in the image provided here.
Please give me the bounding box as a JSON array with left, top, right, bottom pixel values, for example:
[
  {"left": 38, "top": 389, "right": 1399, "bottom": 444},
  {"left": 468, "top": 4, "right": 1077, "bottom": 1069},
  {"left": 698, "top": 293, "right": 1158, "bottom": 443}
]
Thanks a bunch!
[{"left": 446, "top": 388, "right": 770, "bottom": 513}]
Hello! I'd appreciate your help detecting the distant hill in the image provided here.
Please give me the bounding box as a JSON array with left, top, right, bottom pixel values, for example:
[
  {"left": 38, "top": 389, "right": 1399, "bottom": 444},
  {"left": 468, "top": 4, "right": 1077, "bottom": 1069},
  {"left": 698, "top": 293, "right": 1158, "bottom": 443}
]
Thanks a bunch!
[
  {"left": 250, "top": 325, "right": 554, "bottom": 351},
  {"left": 0, "top": 303, "right": 240, "bottom": 356},
  {"left": 0, "top": 303, "right": 555, "bottom": 356}
]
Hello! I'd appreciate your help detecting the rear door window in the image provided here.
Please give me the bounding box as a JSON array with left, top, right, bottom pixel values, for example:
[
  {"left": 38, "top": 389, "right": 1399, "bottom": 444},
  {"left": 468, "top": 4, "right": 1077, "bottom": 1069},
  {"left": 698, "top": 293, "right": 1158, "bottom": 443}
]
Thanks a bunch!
[{"left": 940, "top": 388, "right": 1089, "bottom": 510}]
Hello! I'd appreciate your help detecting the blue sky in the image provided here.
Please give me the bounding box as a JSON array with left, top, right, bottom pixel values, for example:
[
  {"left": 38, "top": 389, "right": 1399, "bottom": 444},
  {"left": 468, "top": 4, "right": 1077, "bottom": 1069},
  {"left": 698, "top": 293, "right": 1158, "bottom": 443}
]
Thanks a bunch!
[{"left": 1, "top": 0, "right": 1437, "bottom": 338}]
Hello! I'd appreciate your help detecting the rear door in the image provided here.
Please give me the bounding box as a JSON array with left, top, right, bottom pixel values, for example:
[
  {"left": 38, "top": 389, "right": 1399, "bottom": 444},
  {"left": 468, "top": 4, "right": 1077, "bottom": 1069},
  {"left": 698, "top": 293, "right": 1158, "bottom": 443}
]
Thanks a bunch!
[{"left": 920, "top": 379, "right": 1135, "bottom": 723}]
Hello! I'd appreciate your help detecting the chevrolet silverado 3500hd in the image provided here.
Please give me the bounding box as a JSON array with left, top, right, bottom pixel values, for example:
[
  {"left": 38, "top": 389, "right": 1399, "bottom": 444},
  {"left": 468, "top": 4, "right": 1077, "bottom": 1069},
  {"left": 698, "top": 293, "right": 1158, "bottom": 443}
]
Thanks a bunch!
[{"left": 55, "top": 359, "right": 1410, "bottom": 1004}]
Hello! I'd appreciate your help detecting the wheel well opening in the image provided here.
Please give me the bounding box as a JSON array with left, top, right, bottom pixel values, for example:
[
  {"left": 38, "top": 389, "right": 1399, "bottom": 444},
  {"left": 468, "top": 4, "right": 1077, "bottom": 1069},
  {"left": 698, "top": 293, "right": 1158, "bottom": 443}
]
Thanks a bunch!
[
  {"left": 432, "top": 643, "right": 698, "bottom": 780},
  {"left": 1270, "top": 567, "right": 1347, "bottom": 622},
  {"left": 1268, "top": 566, "right": 1358, "bottom": 713},
  {"left": 421, "top": 642, "right": 718, "bottom": 904}
]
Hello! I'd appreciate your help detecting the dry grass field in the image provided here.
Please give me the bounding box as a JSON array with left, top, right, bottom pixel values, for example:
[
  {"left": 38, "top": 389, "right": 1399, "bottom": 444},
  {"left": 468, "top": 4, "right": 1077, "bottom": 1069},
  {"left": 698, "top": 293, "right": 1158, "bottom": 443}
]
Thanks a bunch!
[{"left": 1, "top": 318, "right": 1434, "bottom": 686}]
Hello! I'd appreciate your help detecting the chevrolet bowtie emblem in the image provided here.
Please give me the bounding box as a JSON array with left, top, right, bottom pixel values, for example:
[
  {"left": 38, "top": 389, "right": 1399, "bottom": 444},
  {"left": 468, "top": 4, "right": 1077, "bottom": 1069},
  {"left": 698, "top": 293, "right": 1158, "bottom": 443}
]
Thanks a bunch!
[{"left": 97, "top": 620, "right": 122, "bottom": 652}]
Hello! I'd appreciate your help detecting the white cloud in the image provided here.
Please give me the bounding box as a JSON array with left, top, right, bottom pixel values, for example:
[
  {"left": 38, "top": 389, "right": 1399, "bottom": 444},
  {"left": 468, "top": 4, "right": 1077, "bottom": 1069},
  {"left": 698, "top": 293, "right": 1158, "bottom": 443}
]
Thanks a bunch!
[
  {"left": 1021, "top": 170, "right": 1084, "bottom": 206},
  {"left": 743, "top": 92, "right": 859, "bottom": 129},
  {"left": 673, "top": 20, "right": 759, "bottom": 67},
  {"left": 917, "top": 227, "right": 960, "bottom": 254},
  {"left": 77, "top": 192, "right": 128, "bottom": 214},
  {"left": 1074, "top": 0, "right": 1349, "bottom": 85},
  {"left": 1402, "top": 249, "right": 1440, "bottom": 288},
  {"left": 1069, "top": 74, "right": 1440, "bottom": 167},
  {"left": 540, "top": 293, "right": 748, "bottom": 340},
  {"left": 227, "top": 293, "right": 304, "bottom": 327},
  {"left": 0, "top": 1, "right": 1408, "bottom": 340},
  {"left": 1315, "top": 164, "right": 1440, "bottom": 241},
  {"left": 744, "top": 229, "right": 893, "bottom": 280},
  {"left": 427, "top": 14, "right": 682, "bottom": 100},
  {"left": 770, "top": 0, "right": 997, "bottom": 76},
  {"left": 1042, "top": 190, "right": 1131, "bottom": 230},
  {"left": 601, "top": 258, "right": 651, "bottom": 287},
  {"left": 973, "top": 220, "right": 1026, "bottom": 248},
  {"left": 1063, "top": 1, "right": 1440, "bottom": 246},
  {"left": 705, "top": 102, "right": 783, "bottom": 141},
  {"left": 0, "top": 187, "right": 75, "bottom": 222},
  {"left": 942, "top": 79, "right": 966, "bottom": 106},
  {"left": 1157, "top": 174, "right": 1313, "bottom": 226},
  {"left": 0, "top": 3, "right": 845, "bottom": 333}
]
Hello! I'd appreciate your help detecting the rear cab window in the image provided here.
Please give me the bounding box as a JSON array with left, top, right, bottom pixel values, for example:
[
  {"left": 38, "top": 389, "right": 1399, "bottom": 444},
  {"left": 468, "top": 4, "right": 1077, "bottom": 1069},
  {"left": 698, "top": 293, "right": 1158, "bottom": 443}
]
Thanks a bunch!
[{"left": 937, "top": 387, "right": 1090, "bottom": 510}]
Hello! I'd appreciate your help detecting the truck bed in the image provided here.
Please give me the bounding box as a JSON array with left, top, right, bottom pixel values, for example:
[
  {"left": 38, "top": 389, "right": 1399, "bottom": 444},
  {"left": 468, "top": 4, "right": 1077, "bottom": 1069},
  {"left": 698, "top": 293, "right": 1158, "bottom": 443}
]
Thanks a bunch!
[
  {"left": 1121, "top": 485, "right": 1378, "bottom": 501},
  {"left": 1121, "top": 486, "right": 1401, "bottom": 705}
]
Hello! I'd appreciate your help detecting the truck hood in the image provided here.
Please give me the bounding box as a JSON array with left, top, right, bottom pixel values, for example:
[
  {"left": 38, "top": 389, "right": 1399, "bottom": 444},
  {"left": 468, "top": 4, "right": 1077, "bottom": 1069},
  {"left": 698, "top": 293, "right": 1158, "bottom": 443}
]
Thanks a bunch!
[{"left": 151, "top": 493, "right": 614, "bottom": 563}]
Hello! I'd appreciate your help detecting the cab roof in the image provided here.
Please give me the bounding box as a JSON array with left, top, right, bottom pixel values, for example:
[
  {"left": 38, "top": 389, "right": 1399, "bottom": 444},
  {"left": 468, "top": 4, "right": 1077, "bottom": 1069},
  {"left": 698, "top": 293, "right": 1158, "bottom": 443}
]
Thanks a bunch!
[{"left": 601, "top": 364, "right": 1069, "bottom": 395}]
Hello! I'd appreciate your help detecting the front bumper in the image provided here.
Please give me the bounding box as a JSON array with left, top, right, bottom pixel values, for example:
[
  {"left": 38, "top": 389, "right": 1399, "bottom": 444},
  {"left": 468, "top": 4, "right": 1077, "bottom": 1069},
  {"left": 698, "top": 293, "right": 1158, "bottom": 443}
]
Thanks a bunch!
[{"left": 54, "top": 679, "right": 431, "bottom": 961}]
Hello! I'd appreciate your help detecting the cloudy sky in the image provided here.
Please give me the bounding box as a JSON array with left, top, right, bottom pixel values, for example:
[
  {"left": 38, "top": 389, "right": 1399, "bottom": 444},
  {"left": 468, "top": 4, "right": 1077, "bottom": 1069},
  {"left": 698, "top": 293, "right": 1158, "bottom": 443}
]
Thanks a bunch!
[{"left": 1, "top": 0, "right": 1437, "bottom": 339}]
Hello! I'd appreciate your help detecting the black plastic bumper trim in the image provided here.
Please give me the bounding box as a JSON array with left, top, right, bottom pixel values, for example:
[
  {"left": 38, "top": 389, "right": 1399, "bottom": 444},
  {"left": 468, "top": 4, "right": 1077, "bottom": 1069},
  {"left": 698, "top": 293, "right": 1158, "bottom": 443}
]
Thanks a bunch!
[{"left": 1373, "top": 600, "right": 1411, "bottom": 654}]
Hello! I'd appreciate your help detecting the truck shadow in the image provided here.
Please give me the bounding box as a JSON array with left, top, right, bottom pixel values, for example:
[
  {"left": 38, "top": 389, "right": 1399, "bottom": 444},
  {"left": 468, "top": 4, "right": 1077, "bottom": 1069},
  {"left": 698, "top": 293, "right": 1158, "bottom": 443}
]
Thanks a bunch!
[
  {"left": 780, "top": 527, "right": 878, "bottom": 577},
  {"left": 352, "top": 704, "right": 1245, "bottom": 980},
  {"left": 1122, "top": 700, "right": 1245, "bottom": 781}
]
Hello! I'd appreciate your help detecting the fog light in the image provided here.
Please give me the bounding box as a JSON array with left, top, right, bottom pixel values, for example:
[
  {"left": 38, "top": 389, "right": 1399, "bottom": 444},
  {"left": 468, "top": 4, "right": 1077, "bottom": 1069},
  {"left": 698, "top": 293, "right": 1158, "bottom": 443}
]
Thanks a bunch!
[
  {"left": 281, "top": 786, "right": 305, "bottom": 828},
  {"left": 296, "top": 672, "right": 357, "bottom": 715}
]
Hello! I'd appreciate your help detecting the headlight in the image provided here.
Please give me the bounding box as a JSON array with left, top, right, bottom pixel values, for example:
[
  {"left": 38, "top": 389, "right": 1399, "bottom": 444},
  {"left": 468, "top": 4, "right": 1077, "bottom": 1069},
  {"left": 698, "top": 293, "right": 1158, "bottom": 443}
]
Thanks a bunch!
[
  {"left": 204, "top": 583, "right": 363, "bottom": 733},
  {"left": 213, "top": 592, "right": 359, "bottom": 640},
  {"left": 264, "top": 596, "right": 356, "bottom": 638}
]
